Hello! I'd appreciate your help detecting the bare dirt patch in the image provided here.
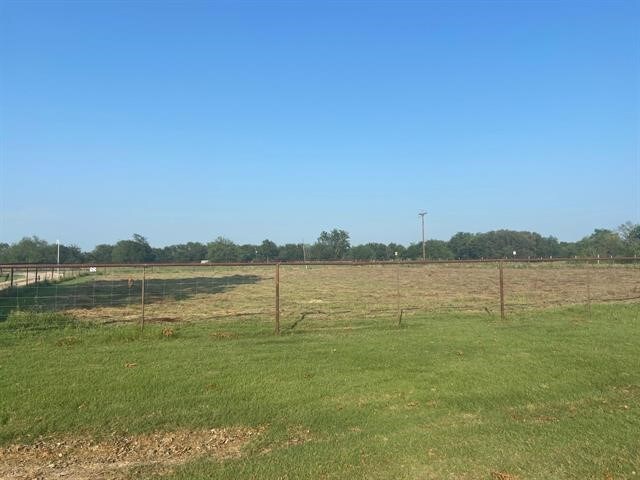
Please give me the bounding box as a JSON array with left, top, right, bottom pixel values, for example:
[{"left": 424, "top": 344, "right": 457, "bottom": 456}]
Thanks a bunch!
[{"left": 0, "top": 426, "right": 262, "bottom": 480}]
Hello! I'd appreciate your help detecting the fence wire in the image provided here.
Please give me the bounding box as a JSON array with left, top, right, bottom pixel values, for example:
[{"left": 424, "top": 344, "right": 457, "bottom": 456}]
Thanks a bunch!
[{"left": 1, "top": 261, "right": 639, "bottom": 330}]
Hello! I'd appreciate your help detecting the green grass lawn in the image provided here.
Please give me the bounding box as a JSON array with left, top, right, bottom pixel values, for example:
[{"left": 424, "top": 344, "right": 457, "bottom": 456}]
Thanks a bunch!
[{"left": 0, "top": 304, "right": 638, "bottom": 479}]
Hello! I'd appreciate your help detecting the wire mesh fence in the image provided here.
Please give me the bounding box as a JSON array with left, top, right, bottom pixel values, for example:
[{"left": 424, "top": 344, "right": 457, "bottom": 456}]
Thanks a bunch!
[{"left": 1, "top": 260, "right": 639, "bottom": 331}]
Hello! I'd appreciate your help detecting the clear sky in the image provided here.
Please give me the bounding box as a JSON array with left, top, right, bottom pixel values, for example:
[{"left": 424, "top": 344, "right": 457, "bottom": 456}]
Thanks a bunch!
[{"left": 1, "top": 0, "right": 638, "bottom": 250}]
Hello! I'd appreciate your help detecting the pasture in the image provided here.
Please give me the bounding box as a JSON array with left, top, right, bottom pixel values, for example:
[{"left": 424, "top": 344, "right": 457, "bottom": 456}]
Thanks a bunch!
[
  {"left": 1, "top": 262, "right": 639, "bottom": 326},
  {"left": 0, "top": 263, "right": 639, "bottom": 479}
]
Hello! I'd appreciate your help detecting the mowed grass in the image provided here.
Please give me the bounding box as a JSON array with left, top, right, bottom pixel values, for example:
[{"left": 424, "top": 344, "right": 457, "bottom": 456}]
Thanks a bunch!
[
  {"left": 0, "top": 304, "right": 639, "bottom": 479},
  {"left": 2, "top": 263, "right": 639, "bottom": 325}
]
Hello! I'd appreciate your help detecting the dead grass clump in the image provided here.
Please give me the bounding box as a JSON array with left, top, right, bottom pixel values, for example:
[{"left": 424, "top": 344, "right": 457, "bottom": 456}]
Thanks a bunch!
[
  {"left": 210, "top": 331, "right": 237, "bottom": 340},
  {"left": 491, "top": 471, "right": 520, "bottom": 480},
  {"left": 55, "top": 336, "right": 81, "bottom": 347},
  {"left": 285, "top": 426, "right": 313, "bottom": 447}
]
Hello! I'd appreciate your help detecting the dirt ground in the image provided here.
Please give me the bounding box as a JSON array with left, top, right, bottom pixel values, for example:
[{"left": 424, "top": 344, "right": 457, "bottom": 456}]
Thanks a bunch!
[{"left": 0, "top": 426, "right": 262, "bottom": 480}]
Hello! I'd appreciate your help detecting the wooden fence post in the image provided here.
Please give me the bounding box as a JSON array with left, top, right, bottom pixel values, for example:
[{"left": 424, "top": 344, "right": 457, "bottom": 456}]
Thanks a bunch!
[
  {"left": 275, "top": 263, "right": 280, "bottom": 335},
  {"left": 499, "top": 261, "right": 505, "bottom": 320}
]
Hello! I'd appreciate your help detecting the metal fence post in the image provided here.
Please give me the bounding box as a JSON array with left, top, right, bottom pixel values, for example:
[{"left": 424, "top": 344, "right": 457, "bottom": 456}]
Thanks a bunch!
[
  {"left": 586, "top": 263, "right": 592, "bottom": 319},
  {"left": 397, "top": 262, "right": 402, "bottom": 326},
  {"left": 16, "top": 271, "right": 19, "bottom": 311},
  {"left": 10, "top": 267, "right": 13, "bottom": 288},
  {"left": 141, "top": 265, "right": 146, "bottom": 331},
  {"left": 275, "top": 263, "right": 280, "bottom": 335},
  {"left": 499, "top": 261, "right": 505, "bottom": 320},
  {"left": 35, "top": 268, "right": 39, "bottom": 308}
]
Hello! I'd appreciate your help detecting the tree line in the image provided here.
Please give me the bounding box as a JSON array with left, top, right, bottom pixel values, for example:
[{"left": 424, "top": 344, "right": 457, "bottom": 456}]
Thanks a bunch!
[{"left": 0, "top": 223, "right": 638, "bottom": 264}]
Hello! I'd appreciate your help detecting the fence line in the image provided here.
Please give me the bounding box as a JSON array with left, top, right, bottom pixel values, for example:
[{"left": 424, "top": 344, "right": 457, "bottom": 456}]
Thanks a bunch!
[
  {"left": 1, "top": 260, "right": 639, "bottom": 332},
  {"left": 1, "top": 256, "right": 638, "bottom": 270}
]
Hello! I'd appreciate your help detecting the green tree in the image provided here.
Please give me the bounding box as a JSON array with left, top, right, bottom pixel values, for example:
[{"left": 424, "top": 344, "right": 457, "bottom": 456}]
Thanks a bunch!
[
  {"left": 153, "top": 242, "right": 207, "bottom": 262},
  {"left": 448, "top": 232, "right": 476, "bottom": 259},
  {"left": 237, "top": 244, "right": 258, "bottom": 262},
  {"left": 406, "top": 240, "right": 454, "bottom": 259},
  {"left": 316, "top": 229, "right": 351, "bottom": 260},
  {"left": 259, "top": 239, "right": 279, "bottom": 261},
  {"left": 575, "top": 229, "right": 626, "bottom": 257},
  {"left": 89, "top": 244, "right": 114, "bottom": 263},
  {"left": 349, "top": 244, "right": 376, "bottom": 261},
  {"left": 207, "top": 237, "right": 239, "bottom": 262},
  {"left": 1, "top": 236, "right": 53, "bottom": 263},
  {"left": 59, "top": 244, "right": 85, "bottom": 263},
  {"left": 619, "top": 222, "right": 640, "bottom": 256},
  {"left": 0, "top": 243, "right": 9, "bottom": 263},
  {"left": 278, "top": 243, "right": 304, "bottom": 262},
  {"left": 386, "top": 243, "right": 406, "bottom": 260},
  {"left": 175, "top": 242, "right": 207, "bottom": 262},
  {"left": 111, "top": 234, "right": 155, "bottom": 263}
]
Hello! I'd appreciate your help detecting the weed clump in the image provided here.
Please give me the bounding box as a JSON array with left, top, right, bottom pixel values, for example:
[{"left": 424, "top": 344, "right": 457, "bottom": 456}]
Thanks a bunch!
[{"left": 0, "top": 311, "right": 81, "bottom": 332}]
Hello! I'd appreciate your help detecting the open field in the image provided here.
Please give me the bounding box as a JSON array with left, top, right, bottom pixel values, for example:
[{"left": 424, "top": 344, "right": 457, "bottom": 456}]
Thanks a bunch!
[
  {"left": 0, "top": 304, "right": 639, "bottom": 479},
  {"left": 1, "top": 262, "right": 639, "bottom": 327}
]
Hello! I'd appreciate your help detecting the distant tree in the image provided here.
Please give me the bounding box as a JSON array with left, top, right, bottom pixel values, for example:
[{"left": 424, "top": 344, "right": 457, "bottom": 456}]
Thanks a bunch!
[
  {"left": 4, "top": 222, "right": 636, "bottom": 266},
  {"left": 112, "top": 234, "right": 155, "bottom": 263},
  {"left": 448, "top": 232, "right": 476, "bottom": 259},
  {"left": 153, "top": 242, "right": 207, "bottom": 262},
  {"left": 89, "top": 244, "right": 114, "bottom": 263},
  {"left": 575, "top": 229, "right": 627, "bottom": 257},
  {"left": 278, "top": 243, "right": 304, "bottom": 262},
  {"left": 207, "top": 237, "right": 239, "bottom": 262},
  {"left": 237, "top": 244, "right": 258, "bottom": 262},
  {"left": 619, "top": 222, "right": 640, "bottom": 255},
  {"left": 111, "top": 241, "right": 144, "bottom": 263},
  {"left": 406, "top": 240, "right": 454, "bottom": 260},
  {"left": 311, "top": 237, "right": 331, "bottom": 260},
  {"left": 350, "top": 244, "right": 377, "bottom": 261},
  {"left": 0, "top": 243, "right": 9, "bottom": 263},
  {"left": 447, "top": 230, "right": 563, "bottom": 259},
  {"left": 316, "top": 229, "right": 350, "bottom": 259},
  {"left": 259, "top": 239, "right": 279, "bottom": 261},
  {"left": 1, "top": 236, "right": 53, "bottom": 263},
  {"left": 532, "top": 234, "right": 562, "bottom": 258},
  {"left": 153, "top": 246, "right": 175, "bottom": 262},
  {"left": 386, "top": 243, "right": 407, "bottom": 259},
  {"left": 175, "top": 242, "right": 207, "bottom": 262},
  {"left": 59, "top": 244, "right": 85, "bottom": 263},
  {"left": 349, "top": 242, "right": 409, "bottom": 261},
  {"left": 557, "top": 241, "right": 578, "bottom": 258}
]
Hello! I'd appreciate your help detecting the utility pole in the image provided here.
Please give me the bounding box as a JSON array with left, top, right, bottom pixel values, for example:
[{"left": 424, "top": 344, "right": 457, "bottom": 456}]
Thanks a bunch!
[
  {"left": 418, "top": 211, "right": 427, "bottom": 261},
  {"left": 56, "top": 239, "right": 60, "bottom": 277},
  {"left": 302, "top": 241, "right": 308, "bottom": 269}
]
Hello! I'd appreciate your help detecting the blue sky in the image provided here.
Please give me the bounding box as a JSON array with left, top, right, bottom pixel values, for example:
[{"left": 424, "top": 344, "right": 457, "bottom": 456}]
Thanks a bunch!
[{"left": 1, "top": 0, "right": 638, "bottom": 250}]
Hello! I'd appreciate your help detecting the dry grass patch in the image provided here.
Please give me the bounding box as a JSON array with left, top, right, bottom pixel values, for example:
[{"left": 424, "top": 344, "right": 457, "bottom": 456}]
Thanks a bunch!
[
  {"left": 491, "top": 471, "right": 520, "bottom": 480},
  {"left": 11, "top": 264, "right": 638, "bottom": 329}
]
